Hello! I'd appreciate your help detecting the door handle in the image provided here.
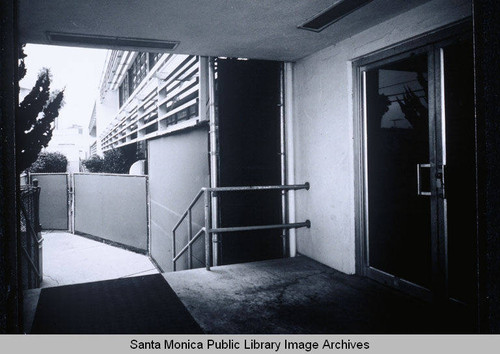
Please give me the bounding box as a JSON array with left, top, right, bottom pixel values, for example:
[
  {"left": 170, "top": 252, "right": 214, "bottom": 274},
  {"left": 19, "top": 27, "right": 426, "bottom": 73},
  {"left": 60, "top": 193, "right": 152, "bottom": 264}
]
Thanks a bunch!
[
  {"left": 416, "top": 163, "right": 431, "bottom": 196},
  {"left": 436, "top": 164, "right": 446, "bottom": 199}
]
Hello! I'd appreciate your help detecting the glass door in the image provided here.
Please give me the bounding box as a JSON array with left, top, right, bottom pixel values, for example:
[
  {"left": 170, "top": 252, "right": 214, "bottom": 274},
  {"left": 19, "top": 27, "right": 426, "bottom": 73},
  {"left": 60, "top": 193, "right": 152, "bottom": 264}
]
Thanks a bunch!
[
  {"left": 360, "top": 31, "right": 476, "bottom": 303},
  {"left": 363, "top": 50, "right": 436, "bottom": 297}
]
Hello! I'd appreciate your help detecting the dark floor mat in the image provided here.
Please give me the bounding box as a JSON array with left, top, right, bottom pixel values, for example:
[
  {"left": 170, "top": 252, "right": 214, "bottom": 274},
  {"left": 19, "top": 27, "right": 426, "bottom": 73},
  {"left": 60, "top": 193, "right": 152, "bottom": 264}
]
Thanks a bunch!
[{"left": 31, "top": 274, "right": 203, "bottom": 334}]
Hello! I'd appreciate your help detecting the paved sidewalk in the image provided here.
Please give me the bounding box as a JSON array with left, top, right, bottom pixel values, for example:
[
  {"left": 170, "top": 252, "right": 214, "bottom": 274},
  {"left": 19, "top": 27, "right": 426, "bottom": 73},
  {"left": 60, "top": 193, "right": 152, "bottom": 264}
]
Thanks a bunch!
[{"left": 40, "top": 230, "right": 158, "bottom": 287}]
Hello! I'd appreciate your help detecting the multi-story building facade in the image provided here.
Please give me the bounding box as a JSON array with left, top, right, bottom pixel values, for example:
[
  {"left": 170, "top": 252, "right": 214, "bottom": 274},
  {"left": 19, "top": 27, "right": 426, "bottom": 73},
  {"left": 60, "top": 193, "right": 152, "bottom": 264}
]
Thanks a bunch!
[
  {"left": 94, "top": 51, "right": 203, "bottom": 166},
  {"left": 88, "top": 103, "right": 97, "bottom": 156}
]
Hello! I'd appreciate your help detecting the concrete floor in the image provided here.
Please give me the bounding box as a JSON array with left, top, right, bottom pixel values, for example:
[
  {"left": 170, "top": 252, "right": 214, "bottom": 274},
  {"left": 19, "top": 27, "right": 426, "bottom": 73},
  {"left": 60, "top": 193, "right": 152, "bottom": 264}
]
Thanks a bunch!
[
  {"left": 23, "top": 231, "right": 158, "bottom": 333},
  {"left": 23, "top": 233, "right": 474, "bottom": 334},
  {"left": 163, "top": 256, "right": 474, "bottom": 334},
  {"left": 39, "top": 231, "right": 157, "bottom": 287}
]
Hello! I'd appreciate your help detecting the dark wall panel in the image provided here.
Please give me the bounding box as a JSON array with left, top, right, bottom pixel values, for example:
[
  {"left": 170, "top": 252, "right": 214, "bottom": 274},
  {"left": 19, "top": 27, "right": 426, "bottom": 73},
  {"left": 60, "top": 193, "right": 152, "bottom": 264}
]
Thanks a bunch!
[{"left": 216, "top": 59, "right": 282, "bottom": 265}]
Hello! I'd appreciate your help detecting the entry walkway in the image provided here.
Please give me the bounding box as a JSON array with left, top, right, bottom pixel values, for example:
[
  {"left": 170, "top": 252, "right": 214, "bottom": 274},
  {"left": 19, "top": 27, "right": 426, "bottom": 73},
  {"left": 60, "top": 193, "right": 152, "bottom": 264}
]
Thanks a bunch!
[
  {"left": 24, "top": 234, "right": 473, "bottom": 334},
  {"left": 163, "top": 256, "right": 474, "bottom": 334},
  {"left": 24, "top": 231, "right": 158, "bottom": 333},
  {"left": 39, "top": 231, "right": 157, "bottom": 287}
]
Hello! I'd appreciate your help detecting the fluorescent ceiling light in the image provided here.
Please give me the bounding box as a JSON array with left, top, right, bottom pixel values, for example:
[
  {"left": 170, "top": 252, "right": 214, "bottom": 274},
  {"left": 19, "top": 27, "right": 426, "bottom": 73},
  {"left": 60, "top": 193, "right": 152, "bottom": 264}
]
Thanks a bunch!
[
  {"left": 46, "top": 32, "right": 179, "bottom": 51},
  {"left": 299, "top": 0, "right": 374, "bottom": 32}
]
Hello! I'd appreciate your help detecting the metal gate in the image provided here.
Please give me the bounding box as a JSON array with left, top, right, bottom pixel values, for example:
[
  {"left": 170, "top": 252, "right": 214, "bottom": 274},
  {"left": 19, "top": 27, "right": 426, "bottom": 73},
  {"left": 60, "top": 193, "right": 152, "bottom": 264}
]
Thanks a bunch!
[
  {"left": 19, "top": 183, "right": 42, "bottom": 289},
  {"left": 73, "top": 173, "right": 148, "bottom": 253},
  {"left": 29, "top": 173, "right": 69, "bottom": 230}
]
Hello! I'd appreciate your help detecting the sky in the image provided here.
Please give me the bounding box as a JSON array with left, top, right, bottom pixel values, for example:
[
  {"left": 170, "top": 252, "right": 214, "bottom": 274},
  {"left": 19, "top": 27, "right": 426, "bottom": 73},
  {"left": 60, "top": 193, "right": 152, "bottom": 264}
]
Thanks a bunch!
[{"left": 20, "top": 44, "right": 108, "bottom": 132}]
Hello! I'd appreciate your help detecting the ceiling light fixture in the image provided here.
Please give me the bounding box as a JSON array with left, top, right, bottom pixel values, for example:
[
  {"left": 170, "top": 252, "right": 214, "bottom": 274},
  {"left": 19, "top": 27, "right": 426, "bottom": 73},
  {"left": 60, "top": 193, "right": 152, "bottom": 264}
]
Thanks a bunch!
[
  {"left": 46, "top": 32, "right": 179, "bottom": 51},
  {"left": 298, "top": 0, "right": 374, "bottom": 32}
]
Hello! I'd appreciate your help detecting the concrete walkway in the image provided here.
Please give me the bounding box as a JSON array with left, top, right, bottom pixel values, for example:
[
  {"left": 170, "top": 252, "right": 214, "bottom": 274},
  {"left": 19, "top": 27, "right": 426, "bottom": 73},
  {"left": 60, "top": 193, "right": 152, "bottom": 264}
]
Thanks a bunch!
[
  {"left": 163, "top": 256, "right": 474, "bottom": 334},
  {"left": 24, "top": 234, "right": 473, "bottom": 334},
  {"left": 39, "top": 231, "right": 157, "bottom": 287},
  {"left": 24, "top": 231, "right": 158, "bottom": 333}
]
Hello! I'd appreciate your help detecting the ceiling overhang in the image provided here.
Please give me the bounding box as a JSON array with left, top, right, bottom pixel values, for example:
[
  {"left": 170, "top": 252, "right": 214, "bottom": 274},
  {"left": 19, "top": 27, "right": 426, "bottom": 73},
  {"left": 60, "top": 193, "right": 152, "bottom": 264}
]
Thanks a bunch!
[{"left": 18, "top": 0, "right": 432, "bottom": 62}]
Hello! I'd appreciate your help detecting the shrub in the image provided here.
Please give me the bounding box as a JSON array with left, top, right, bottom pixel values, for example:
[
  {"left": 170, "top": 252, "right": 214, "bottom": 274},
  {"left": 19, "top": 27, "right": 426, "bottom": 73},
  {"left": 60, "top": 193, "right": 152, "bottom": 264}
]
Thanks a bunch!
[
  {"left": 102, "top": 149, "right": 129, "bottom": 174},
  {"left": 82, "top": 155, "right": 104, "bottom": 173},
  {"left": 82, "top": 149, "right": 131, "bottom": 174},
  {"left": 28, "top": 151, "right": 67, "bottom": 173}
]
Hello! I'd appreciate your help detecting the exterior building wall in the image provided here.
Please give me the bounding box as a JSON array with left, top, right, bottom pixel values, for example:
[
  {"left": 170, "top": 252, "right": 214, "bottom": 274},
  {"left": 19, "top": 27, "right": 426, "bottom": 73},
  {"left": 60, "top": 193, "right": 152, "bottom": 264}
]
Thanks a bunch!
[
  {"left": 292, "top": 0, "right": 471, "bottom": 274},
  {"left": 95, "top": 89, "right": 119, "bottom": 156},
  {"left": 88, "top": 103, "right": 97, "bottom": 156},
  {"left": 148, "top": 127, "right": 209, "bottom": 272},
  {"left": 44, "top": 125, "right": 89, "bottom": 173}
]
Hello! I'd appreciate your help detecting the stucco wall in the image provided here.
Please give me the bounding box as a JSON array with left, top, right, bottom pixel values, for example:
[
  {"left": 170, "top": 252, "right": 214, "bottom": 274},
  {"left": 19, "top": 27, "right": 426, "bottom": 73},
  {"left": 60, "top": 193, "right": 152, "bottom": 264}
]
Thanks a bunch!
[
  {"left": 292, "top": 0, "right": 471, "bottom": 274},
  {"left": 148, "top": 127, "right": 209, "bottom": 272}
]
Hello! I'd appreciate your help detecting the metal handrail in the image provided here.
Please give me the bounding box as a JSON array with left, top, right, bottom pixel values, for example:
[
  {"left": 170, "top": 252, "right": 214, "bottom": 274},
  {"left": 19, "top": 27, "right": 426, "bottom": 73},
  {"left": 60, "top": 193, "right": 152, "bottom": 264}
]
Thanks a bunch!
[
  {"left": 205, "top": 183, "right": 309, "bottom": 192},
  {"left": 172, "top": 189, "right": 204, "bottom": 233},
  {"left": 209, "top": 220, "right": 311, "bottom": 233},
  {"left": 172, "top": 228, "right": 205, "bottom": 263},
  {"left": 172, "top": 183, "right": 310, "bottom": 271}
]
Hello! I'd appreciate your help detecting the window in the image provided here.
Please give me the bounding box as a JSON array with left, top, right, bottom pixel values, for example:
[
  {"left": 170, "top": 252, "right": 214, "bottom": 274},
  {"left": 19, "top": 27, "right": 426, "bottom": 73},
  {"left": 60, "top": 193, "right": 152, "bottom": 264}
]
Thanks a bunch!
[
  {"left": 119, "top": 74, "right": 130, "bottom": 107},
  {"left": 118, "top": 52, "right": 162, "bottom": 108},
  {"left": 128, "top": 52, "right": 148, "bottom": 94},
  {"left": 149, "top": 52, "right": 162, "bottom": 69}
]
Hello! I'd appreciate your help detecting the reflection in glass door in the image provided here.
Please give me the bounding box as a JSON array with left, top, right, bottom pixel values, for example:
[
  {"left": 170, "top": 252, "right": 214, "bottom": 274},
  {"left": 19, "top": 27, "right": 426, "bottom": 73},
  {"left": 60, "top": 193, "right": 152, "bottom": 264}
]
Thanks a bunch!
[{"left": 364, "top": 52, "right": 433, "bottom": 293}]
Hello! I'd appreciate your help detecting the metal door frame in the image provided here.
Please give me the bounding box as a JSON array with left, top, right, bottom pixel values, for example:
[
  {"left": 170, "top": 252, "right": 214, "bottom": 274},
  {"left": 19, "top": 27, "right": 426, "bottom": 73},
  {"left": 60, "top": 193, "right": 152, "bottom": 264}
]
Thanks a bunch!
[
  {"left": 353, "top": 20, "right": 472, "bottom": 301},
  {"left": 359, "top": 46, "right": 438, "bottom": 301}
]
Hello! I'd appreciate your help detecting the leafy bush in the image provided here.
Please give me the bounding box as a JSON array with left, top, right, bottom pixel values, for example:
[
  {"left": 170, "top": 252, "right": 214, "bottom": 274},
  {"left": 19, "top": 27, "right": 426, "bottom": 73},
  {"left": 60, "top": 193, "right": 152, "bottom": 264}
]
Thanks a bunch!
[
  {"left": 102, "top": 149, "right": 129, "bottom": 174},
  {"left": 82, "top": 149, "right": 131, "bottom": 174},
  {"left": 28, "top": 151, "right": 67, "bottom": 173},
  {"left": 82, "top": 155, "right": 104, "bottom": 173}
]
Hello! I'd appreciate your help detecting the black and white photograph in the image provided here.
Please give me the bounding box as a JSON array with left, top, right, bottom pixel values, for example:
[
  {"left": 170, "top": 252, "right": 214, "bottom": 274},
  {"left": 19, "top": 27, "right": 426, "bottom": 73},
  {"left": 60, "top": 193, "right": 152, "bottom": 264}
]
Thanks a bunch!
[{"left": 1, "top": 0, "right": 499, "bottom": 352}]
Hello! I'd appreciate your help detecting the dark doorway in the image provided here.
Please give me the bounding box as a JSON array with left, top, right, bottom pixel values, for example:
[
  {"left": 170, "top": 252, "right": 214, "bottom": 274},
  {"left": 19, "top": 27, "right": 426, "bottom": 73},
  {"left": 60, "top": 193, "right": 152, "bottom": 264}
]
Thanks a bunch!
[
  {"left": 216, "top": 58, "right": 282, "bottom": 265},
  {"left": 359, "top": 28, "right": 476, "bottom": 307}
]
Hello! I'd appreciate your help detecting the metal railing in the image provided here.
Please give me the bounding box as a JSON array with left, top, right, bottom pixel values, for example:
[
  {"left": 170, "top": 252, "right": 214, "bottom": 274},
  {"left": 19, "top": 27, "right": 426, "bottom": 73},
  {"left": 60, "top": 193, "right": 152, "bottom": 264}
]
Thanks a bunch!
[
  {"left": 19, "top": 180, "right": 43, "bottom": 289},
  {"left": 172, "top": 183, "right": 310, "bottom": 271}
]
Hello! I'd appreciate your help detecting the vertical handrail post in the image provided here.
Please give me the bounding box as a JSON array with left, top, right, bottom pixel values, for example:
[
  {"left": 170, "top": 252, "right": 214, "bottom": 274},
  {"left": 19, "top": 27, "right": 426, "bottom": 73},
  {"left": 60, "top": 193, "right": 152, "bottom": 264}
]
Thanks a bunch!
[
  {"left": 172, "top": 229, "right": 176, "bottom": 272},
  {"left": 204, "top": 189, "right": 212, "bottom": 270},
  {"left": 187, "top": 208, "right": 193, "bottom": 269}
]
